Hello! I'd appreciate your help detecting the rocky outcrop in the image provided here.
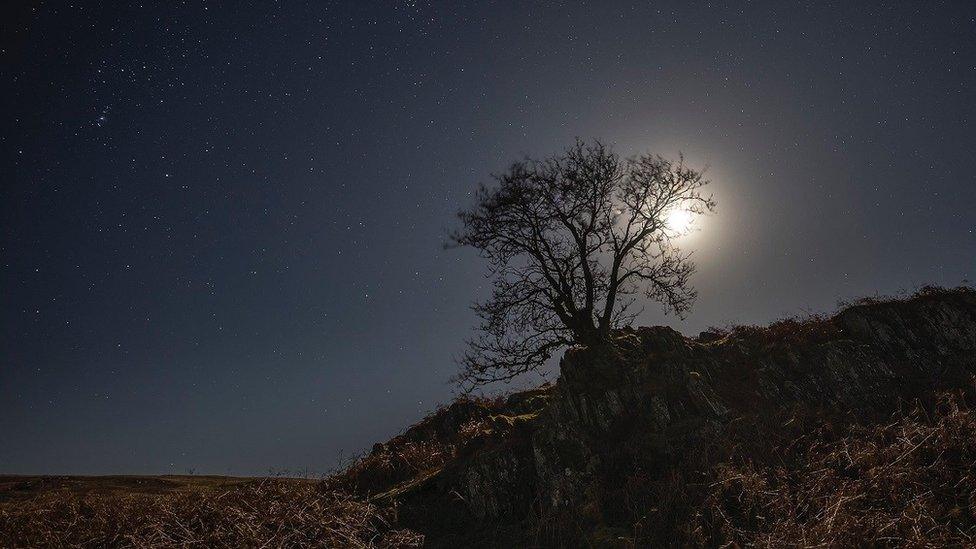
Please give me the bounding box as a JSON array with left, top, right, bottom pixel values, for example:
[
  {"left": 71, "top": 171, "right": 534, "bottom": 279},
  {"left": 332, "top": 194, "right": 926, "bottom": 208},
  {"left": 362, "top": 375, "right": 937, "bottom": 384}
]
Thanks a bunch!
[{"left": 359, "top": 287, "right": 976, "bottom": 547}]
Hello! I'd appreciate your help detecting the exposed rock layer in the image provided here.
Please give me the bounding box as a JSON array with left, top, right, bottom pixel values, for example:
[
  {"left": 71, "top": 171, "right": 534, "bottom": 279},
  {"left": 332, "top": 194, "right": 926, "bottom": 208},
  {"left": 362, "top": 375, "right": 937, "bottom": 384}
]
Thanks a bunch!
[{"left": 356, "top": 288, "right": 976, "bottom": 547}]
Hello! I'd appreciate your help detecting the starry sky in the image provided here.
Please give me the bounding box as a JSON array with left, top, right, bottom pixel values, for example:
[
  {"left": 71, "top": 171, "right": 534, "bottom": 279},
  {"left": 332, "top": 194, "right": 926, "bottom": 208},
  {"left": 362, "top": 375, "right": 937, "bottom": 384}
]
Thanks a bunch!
[{"left": 3, "top": 1, "right": 974, "bottom": 475}]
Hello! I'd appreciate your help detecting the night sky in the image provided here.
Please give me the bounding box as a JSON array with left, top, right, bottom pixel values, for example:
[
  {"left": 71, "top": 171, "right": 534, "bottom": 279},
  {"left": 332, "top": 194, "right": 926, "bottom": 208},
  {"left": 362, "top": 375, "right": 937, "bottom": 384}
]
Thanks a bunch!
[{"left": 3, "top": 1, "right": 974, "bottom": 475}]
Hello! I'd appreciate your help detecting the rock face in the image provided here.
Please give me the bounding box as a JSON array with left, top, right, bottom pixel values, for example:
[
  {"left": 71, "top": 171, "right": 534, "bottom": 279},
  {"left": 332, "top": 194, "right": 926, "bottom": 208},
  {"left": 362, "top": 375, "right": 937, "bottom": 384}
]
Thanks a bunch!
[{"left": 360, "top": 288, "right": 976, "bottom": 547}]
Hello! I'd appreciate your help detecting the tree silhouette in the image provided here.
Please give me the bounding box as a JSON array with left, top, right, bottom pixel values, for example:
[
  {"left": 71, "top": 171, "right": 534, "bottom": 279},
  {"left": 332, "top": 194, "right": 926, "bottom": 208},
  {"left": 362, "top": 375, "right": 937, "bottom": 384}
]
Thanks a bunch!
[{"left": 450, "top": 140, "right": 715, "bottom": 389}]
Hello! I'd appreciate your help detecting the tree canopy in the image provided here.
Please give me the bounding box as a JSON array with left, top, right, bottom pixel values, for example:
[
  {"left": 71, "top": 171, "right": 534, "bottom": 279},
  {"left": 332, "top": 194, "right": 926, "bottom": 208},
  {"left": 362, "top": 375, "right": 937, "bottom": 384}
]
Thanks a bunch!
[{"left": 451, "top": 140, "right": 715, "bottom": 390}]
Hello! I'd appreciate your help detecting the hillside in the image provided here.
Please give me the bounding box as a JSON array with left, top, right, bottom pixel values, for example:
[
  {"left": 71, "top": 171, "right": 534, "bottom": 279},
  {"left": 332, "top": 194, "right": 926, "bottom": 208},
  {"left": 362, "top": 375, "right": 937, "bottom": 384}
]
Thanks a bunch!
[{"left": 3, "top": 286, "right": 975, "bottom": 547}]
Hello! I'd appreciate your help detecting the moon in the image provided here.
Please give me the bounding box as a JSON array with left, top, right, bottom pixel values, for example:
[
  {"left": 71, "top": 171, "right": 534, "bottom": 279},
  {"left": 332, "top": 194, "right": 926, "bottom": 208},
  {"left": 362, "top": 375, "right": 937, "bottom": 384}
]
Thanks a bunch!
[{"left": 664, "top": 208, "right": 695, "bottom": 234}]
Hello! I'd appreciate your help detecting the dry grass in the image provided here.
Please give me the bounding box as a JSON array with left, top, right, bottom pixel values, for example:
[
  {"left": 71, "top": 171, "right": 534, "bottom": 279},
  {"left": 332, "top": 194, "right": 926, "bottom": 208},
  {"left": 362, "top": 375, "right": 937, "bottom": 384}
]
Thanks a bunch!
[
  {"left": 7, "top": 388, "right": 976, "bottom": 548},
  {"left": 566, "top": 389, "right": 976, "bottom": 548},
  {"left": 4, "top": 287, "right": 971, "bottom": 547},
  {"left": 0, "top": 395, "right": 508, "bottom": 549},
  {"left": 338, "top": 395, "right": 501, "bottom": 496},
  {"left": 0, "top": 478, "right": 422, "bottom": 548},
  {"left": 704, "top": 285, "right": 974, "bottom": 348},
  {"left": 0, "top": 475, "right": 253, "bottom": 504},
  {"left": 690, "top": 390, "right": 976, "bottom": 547}
]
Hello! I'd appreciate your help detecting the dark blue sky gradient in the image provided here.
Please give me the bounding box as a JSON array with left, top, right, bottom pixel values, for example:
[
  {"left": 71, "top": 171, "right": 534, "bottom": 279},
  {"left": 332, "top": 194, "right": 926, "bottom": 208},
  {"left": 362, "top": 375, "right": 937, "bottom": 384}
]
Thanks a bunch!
[{"left": 3, "top": 1, "right": 974, "bottom": 474}]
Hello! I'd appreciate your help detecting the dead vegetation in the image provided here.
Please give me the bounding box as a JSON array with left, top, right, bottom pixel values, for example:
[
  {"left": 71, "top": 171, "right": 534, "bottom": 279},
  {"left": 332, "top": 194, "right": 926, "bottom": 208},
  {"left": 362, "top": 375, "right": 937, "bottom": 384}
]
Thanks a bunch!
[
  {"left": 338, "top": 395, "right": 503, "bottom": 496},
  {"left": 3, "top": 287, "right": 972, "bottom": 547},
  {"left": 691, "top": 390, "right": 976, "bottom": 547},
  {"left": 704, "top": 285, "right": 974, "bottom": 348},
  {"left": 0, "top": 396, "right": 509, "bottom": 549},
  {"left": 533, "top": 389, "right": 976, "bottom": 548},
  {"left": 0, "top": 479, "right": 422, "bottom": 548},
  {"left": 6, "top": 389, "right": 976, "bottom": 548},
  {"left": 524, "top": 287, "right": 976, "bottom": 547}
]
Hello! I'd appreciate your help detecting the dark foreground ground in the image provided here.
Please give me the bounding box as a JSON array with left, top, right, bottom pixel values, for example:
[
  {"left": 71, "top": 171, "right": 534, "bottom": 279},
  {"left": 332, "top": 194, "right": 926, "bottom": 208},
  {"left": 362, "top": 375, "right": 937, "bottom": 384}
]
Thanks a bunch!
[
  {"left": 0, "top": 473, "right": 420, "bottom": 548},
  {"left": 0, "top": 475, "right": 261, "bottom": 503},
  {"left": 3, "top": 287, "right": 975, "bottom": 548}
]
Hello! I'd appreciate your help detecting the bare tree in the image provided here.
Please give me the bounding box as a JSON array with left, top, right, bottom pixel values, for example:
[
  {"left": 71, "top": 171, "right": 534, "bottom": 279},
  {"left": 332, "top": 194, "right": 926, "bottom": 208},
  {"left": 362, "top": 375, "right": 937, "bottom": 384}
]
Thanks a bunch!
[{"left": 450, "top": 140, "right": 716, "bottom": 390}]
